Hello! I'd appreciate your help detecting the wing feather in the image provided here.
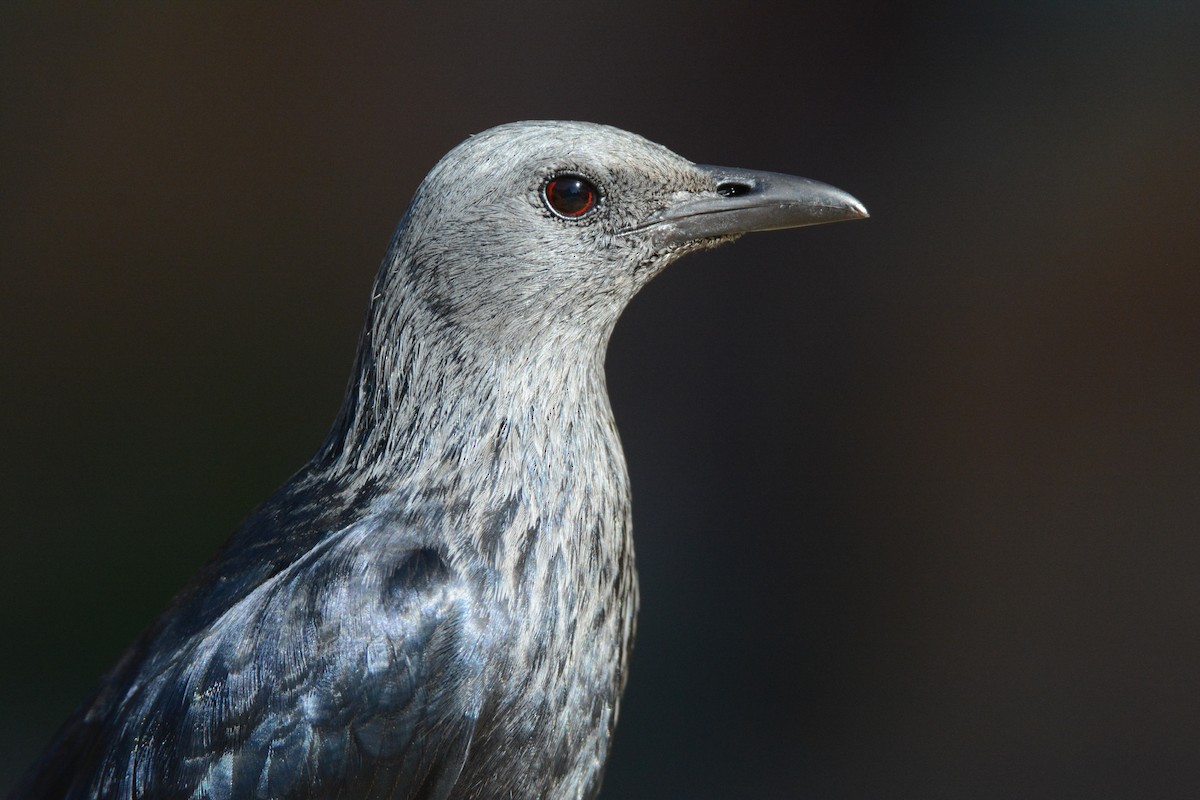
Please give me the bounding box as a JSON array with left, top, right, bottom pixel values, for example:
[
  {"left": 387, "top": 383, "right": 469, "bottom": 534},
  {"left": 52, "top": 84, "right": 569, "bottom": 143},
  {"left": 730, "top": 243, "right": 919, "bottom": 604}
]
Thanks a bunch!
[{"left": 13, "top": 514, "right": 483, "bottom": 800}]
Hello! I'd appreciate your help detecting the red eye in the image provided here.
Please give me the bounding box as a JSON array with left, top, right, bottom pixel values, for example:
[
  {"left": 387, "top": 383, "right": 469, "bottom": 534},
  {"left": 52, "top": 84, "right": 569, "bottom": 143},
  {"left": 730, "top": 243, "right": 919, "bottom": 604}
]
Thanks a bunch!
[{"left": 543, "top": 175, "right": 598, "bottom": 218}]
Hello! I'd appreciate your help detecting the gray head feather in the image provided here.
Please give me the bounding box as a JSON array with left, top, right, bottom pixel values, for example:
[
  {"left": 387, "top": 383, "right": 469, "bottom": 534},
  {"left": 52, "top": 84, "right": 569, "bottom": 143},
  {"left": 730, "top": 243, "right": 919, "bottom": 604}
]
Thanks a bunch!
[{"left": 320, "top": 121, "right": 725, "bottom": 478}]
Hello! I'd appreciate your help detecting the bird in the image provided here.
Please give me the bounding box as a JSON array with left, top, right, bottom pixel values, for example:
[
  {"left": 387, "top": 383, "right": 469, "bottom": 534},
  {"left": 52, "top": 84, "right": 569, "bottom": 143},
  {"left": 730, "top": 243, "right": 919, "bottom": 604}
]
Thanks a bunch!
[{"left": 10, "top": 121, "right": 867, "bottom": 800}]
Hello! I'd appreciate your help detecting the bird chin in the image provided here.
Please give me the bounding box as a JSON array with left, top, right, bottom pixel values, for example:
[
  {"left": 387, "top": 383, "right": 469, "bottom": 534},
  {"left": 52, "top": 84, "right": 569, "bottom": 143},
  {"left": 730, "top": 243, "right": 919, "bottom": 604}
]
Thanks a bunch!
[
  {"left": 629, "top": 233, "right": 742, "bottom": 284},
  {"left": 663, "top": 232, "right": 743, "bottom": 259}
]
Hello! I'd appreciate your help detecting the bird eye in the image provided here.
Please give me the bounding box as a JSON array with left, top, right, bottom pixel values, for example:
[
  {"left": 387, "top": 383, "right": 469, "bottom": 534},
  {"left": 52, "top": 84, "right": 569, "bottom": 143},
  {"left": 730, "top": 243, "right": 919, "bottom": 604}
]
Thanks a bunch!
[{"left": 543, "top": 175, "right": 598, "bottom": 218}]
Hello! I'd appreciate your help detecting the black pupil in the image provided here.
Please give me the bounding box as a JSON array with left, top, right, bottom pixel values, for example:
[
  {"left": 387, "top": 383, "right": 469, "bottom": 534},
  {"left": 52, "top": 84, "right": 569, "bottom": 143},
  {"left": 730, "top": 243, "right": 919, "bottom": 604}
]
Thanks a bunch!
[{"left": 546, "top": 177, "right": 595, "bottom": 217}]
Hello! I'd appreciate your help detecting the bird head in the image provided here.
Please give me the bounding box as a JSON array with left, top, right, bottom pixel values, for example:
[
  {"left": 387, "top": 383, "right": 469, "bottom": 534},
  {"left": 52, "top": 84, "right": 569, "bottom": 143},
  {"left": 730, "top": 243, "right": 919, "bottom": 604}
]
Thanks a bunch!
[{"left": 375, "top": 120, "right": 867, "bottom": 354}]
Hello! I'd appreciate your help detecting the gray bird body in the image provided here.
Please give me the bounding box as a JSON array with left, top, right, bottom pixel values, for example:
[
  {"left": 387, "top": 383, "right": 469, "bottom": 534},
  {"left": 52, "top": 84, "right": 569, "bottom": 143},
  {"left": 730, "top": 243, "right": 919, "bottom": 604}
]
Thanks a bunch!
[{"left": 11, "top": 122, "right": 865, "bottom": 800}]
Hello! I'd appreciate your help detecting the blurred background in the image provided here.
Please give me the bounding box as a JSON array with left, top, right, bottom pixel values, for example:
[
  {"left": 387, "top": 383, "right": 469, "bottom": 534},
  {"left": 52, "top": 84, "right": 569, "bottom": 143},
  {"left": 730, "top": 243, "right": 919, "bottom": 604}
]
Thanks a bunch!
[{"left": 2, "top": 3, "right": 1198, "bottom": 798}]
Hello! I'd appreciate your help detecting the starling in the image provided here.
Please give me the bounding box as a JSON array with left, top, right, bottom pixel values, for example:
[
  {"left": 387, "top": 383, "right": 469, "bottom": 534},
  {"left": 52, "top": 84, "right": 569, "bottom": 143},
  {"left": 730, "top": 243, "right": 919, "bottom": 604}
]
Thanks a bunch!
[{"left": 12, "top": 121, "right": 866, "bottom": 800}]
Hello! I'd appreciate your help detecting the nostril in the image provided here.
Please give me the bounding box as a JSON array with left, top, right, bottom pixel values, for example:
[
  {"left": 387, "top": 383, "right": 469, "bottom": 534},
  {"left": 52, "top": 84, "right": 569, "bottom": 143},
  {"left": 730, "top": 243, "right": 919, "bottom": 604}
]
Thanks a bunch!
[{"left": 716, "top": 181, "right": 752, "bottom": 198}]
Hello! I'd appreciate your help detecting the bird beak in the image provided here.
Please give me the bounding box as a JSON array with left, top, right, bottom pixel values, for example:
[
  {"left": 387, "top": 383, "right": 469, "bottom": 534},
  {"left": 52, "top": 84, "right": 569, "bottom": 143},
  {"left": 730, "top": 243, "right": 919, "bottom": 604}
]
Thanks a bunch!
[{"left": 631, "top": 165, "right": 868, "bottom": 248}]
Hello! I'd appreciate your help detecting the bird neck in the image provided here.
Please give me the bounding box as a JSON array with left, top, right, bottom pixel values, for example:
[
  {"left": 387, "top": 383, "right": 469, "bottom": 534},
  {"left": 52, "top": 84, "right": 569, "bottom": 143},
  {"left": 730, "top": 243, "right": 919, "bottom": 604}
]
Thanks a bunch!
[{"left": 314, "top": 294, "right": 624, "bottom": 504}]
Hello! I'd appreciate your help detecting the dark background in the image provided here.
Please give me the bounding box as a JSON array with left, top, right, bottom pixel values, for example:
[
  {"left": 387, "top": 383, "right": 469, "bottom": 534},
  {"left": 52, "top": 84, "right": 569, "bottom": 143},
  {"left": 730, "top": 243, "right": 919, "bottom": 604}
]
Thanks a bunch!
[{"left": 2, "top": 4, "right": 1198, "bottom": 798}]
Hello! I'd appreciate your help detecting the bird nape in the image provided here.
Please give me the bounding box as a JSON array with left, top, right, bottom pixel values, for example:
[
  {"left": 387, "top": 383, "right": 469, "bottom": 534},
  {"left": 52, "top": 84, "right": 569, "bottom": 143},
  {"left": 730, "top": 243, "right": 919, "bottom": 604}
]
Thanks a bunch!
[{"left": 11, "top": 121, "right": 866, "bottom": 800}]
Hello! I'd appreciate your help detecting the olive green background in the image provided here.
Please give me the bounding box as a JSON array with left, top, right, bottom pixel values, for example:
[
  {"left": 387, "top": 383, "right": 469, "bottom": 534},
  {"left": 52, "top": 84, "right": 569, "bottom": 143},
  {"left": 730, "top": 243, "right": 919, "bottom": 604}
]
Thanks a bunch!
[{"left": 3, "top": 4, "right": 1198, "bottom": 797}]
